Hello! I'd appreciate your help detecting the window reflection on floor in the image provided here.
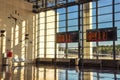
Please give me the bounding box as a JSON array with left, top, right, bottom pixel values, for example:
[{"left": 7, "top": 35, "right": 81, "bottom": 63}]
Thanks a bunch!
[{"left": 0, "top": 65, "right": 120, "bottom": 80}]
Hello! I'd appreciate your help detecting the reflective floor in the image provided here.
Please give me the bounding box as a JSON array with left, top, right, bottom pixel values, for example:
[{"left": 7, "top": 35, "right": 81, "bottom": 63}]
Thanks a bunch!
[{"left": 0, "top": 65, "right": 120, "bottom": 80}]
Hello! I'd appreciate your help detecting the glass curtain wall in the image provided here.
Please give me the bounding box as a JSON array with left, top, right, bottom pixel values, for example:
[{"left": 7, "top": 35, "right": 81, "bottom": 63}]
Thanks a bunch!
[
  {"left": 56, "top": 8, "right": 66, "bottom": 58},
  {"left": 46, "top": 10, "right": 55, "bottom": 58},
  {"left": 39, "top": 12, "right": 45, "bottom": 58},
  {"left": 38, "top": 0, "right": 120, "bottom": 60},
  {"left": 91, "top": 0, "right": 120, "bottom": 60}
]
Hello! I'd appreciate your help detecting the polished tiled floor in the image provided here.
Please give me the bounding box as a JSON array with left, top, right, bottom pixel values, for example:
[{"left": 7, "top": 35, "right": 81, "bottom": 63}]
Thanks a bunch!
[{"left": 0, "top": 65, "right": 120, "bottom": 80}]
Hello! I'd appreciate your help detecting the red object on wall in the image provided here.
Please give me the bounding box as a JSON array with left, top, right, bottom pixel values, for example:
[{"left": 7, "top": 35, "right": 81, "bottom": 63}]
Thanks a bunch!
[{"left": 7, "top": 51, "right": 13, "bottom": 57}]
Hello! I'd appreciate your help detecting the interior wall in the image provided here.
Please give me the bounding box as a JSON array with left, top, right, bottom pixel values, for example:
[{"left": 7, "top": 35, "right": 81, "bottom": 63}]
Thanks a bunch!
[{"left": 0, "top": 0, "right": 38, "bottom": 64}]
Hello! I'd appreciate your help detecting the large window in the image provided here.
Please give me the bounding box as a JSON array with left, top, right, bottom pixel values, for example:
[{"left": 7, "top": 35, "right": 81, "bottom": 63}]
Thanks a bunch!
[
  {"left": 38, "top": 0, "right": 120, "bottom": 60},
  {"left": 91, "top": 0, "right": 120, "bottom": 60}
]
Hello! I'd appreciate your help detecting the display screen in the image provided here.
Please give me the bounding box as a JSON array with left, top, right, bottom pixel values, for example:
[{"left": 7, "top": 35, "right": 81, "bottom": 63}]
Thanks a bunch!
[
  {"left": 86, "top": 27, "right": 117, "bottom": 42},
  {"left": 56, "top": 31, "right": 79, "bottom": 43}
]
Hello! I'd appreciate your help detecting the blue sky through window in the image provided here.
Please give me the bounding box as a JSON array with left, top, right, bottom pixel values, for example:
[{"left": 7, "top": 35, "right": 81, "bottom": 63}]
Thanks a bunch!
[{"left": 57, "top": 0, "right": 120, "bottom": 47}]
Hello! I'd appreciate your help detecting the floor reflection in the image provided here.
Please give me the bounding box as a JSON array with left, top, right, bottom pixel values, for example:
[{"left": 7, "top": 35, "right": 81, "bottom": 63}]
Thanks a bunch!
[{"left": 0, "top": 65, "right": 120, "bottom": 80}]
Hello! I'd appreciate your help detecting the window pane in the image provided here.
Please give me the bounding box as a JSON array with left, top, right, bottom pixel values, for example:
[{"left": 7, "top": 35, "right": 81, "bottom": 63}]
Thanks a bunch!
[
  {"left": 57, "top": 8, "right": 66, "bottom": 14},
  {"left": 58, "top": 14, "right": 66, "bottom": 21},
  {"left": 47, "top": 23, "right": 55, "bottom": 29},
  {"left": 98, "top": 22, "right": 112, "bottom": 28},
  {"left": 98, "top": 14, "right": 112, "bottom": 23},
  {"left": 115, "top": 13, "right": 120, "bottom": 20},
  {"left": 68, "top": 26, "right": 78, "bottom": 31},
  {"left": 68, "top": 12, "right": 78, "bottom": 19},
  {"left": 47, "top": 35, "right": 55, "bottom": 41},
  {"left": 58, "top": 21, "right": 66, "bottom": 27},
  {"left": 57, "top": 43, "right": 66, "bottom": 58},
  {"left": 115, "top": 0, "right": 120, "bottom": 3},
  {"left": 68, "top": 5, "right": 78, "bottom": 12},
  {"left": 98, "top": 0, "right": 112, "bottom": 7},
  {"left": 115, "top": 4, "right": 120, "bottom": 12},
  {"left": 98, "top": 6, "right": 112, "bottom": 15},
  {"left": 57, "top": 28, "right": 66, "bottom": 32},
  {"left": 47, "top": 29, "right": 55, "bottom": 35},
  {"left": 68, "top": 19, "right": 78, "bottom": 26}
]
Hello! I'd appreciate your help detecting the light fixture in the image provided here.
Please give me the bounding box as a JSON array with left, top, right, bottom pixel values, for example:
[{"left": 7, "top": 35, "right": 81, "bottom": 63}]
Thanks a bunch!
[
  {"left": 25, "top": 34, "right": 29, "bottom": 40},
  {"left": 0, "top": 30, "right": 5, "bottom": 37}
]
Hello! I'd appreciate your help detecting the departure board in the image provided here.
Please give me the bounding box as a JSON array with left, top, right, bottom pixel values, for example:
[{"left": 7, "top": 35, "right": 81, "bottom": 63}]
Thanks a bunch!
[
  {"left": 56, "top": 31, "right": 79, "bottom": 43},
  {"left": 86, "top": 27, "right": 117, "bottom": 42}
]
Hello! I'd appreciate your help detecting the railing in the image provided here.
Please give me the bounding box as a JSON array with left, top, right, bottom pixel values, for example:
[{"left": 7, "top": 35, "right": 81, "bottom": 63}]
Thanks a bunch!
[{"left": 83, "top": 59, "right": 102, "bottom": 68}]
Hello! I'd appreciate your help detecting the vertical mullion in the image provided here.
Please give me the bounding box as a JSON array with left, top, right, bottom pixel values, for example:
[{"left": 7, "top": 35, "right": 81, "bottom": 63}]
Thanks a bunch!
[
  {"left": 66, "top": 7, "right": 68, "bottom": 58},
  {"left": 44, "top": 11, "right": 47, "bottom": 58},
  {"left": 55, "top": 8, "right": 57, "bottom": 59},
  {"left": 38, "top": 14, "right": 40, "bottom": 58},
  {"left": 66, "top": 0, "right": 68, "bottom": 59},
  {"left": 54, "top": 68, "right": 57, "bottom": 80},
  {"left": 66, "top": 70, "right": 68, "bottom": 80},
  {"left": 78, "top": 4, "right": 80, "bottom": 59},
  {"left": 45, "top": 0, "right": 47, "bottom": 8},
  {"left": 96, "top": 0, "right": 99, "bottom": 59},
  {"left": 112, "top": 0, "right": 116, "bottom": 60},
  {"left": 81, "top": 4, "right": 84, "bottom": 60},
  {"left": 42, "top": 0, "right": 44, "bottom": 7}
]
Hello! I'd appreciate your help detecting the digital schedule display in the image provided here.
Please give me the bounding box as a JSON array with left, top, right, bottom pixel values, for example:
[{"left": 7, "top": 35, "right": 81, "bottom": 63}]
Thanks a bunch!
[
  {"left": 86, "top": 27, "right": 117, "bottom": 42},
  {"left": 56, "top": 31, "right": 79, "bottom": 43}
]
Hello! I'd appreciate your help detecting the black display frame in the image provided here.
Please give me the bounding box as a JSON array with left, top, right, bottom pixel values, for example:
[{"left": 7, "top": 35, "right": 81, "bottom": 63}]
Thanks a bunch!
[{"left": 86, "top": 27, "right": 117, "bottom": 42}]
